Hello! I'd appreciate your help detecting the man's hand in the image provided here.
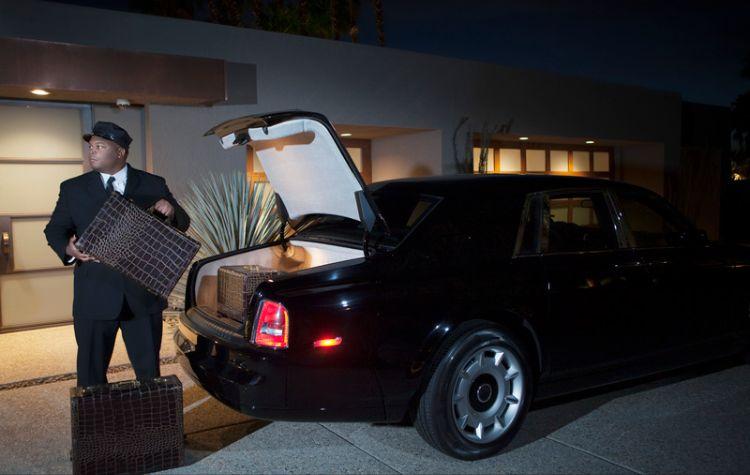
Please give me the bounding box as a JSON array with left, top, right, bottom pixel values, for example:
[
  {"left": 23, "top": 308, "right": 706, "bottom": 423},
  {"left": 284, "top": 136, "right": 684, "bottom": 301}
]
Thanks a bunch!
[
  {"left": 152, "top": 199, "right": 175, "bottom": 218},
  {"left": 66, "top": 235, "right": 95, "bottom": 262}
]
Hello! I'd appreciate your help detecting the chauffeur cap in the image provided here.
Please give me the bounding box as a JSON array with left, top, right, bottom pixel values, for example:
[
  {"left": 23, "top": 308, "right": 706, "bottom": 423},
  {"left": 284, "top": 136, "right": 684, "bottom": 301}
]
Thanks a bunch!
[{"left": 83, "top": 121, "right": 132, "bottom": 150}]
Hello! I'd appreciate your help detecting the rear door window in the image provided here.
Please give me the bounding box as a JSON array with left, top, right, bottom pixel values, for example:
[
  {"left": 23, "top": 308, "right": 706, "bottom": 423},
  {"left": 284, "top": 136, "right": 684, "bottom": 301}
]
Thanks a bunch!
[
  {"left": 372, "top": 192, "right": 441, "bottom": 245},
  {"left": 543, "top": 191, "right": 617, "bottom": 253},
  {"left": 293, "top": 192, "right": 440, "bottom": 248}
]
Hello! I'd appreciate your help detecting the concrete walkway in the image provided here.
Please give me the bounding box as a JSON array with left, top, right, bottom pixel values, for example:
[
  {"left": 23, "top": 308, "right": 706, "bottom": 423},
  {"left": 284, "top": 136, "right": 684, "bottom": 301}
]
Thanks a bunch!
[
  {"left": 1, "top": 322, "right": 748, "bottom": 474},
  {"left": 0, "top": 317, "right": 179, "bottom": 387},
  {"left": 159, "top": 361, "right": 750, "bottom": 474}
]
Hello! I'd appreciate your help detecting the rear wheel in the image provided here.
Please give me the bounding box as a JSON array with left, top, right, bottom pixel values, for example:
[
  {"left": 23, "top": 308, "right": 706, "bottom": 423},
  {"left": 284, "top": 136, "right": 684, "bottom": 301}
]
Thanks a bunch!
[{"left": 415, "top": 324, "right": 533, "bottom": 460}]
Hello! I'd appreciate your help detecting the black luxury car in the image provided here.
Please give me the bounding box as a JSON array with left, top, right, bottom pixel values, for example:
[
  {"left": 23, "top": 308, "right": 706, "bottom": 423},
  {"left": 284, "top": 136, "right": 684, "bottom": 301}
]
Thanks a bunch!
[{"left": 175, "top": 111, "right": 750, "bottom": 460}]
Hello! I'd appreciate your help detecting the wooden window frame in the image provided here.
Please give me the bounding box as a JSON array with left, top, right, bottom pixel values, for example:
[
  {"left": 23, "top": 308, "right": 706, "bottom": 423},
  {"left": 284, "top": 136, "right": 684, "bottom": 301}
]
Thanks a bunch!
[{"left": 473, "top": 139, "right": 615, "bottom": 180}]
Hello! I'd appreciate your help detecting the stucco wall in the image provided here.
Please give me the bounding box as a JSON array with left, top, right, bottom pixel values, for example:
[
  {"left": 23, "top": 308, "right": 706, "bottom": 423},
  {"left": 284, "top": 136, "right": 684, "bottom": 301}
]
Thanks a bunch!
[
  {"left": 618, "top": 144, "right": 666, "bottom": 196},
  {"left": 0, "top": 0, "right": 682, "bottom": 199},
  {"left": 147, "top": 104, "right": 251, "bottom": 197},
  {"left": 371, "top": 130, "right": 442, "bottom": 182}
]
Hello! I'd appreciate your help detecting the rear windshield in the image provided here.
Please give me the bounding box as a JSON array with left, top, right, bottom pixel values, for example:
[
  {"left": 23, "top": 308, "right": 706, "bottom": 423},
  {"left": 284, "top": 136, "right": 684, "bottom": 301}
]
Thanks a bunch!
[{"left": 291, "top": 191, "right": 439, "bottom": 248}]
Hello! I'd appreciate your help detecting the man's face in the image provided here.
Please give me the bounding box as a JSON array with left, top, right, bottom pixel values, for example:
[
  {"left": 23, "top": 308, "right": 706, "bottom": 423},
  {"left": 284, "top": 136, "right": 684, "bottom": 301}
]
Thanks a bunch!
[{"left": 87, "top": 136, "right": 126, "bottom": 173}]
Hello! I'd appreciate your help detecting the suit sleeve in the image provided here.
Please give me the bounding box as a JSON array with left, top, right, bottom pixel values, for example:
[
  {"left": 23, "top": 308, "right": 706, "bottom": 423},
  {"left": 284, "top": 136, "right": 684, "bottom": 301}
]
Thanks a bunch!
[
  {"left": 160, "top": 178, "right": 190, "bottom": 232},
  {"left": 44, "top": 183, "right": 76, "bottom": 266}
]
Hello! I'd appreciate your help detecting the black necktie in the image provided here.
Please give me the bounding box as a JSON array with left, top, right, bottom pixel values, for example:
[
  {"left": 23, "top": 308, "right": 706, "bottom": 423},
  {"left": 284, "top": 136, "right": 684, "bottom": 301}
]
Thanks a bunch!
[{"left": 106, "top": 176, "right": 115, "bottom": 194}]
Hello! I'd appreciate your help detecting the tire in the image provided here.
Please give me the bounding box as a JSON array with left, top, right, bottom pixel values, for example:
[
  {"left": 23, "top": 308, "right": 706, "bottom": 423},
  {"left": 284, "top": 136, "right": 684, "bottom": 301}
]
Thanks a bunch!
[{"left": 414, "top": 323, "right": 533, "bottom": 460}]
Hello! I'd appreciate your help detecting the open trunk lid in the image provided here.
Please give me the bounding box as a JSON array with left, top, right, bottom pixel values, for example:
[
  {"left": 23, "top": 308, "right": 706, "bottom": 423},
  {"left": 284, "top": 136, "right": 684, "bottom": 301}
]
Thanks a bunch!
[{"left": 205, "top": 111, "right": 381, "bottom": 225}]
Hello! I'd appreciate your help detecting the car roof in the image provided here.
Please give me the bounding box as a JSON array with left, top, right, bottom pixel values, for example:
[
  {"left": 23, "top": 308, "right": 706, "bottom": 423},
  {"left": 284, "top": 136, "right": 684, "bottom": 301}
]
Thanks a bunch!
[{"left": 369, "top": 173, "right": 643, "bottom": 198}]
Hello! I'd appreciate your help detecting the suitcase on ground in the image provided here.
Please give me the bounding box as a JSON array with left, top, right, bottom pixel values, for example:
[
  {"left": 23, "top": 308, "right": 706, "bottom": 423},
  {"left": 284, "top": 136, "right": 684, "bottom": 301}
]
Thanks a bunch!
[
  {"left": 75, "top": 191, "right": 201, "bottom": 299},
  {"left": 70, "top": 375, "right": 184, "bottom": 475},
  {"left": 217, "top": 265, "right": 287, "bottom": 323}
]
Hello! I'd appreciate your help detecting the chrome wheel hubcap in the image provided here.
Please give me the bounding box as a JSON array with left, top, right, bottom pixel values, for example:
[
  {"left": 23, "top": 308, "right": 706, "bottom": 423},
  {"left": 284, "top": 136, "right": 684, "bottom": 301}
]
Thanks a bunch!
[{"left": 451, "top": 344, "right": 525, "bottom": 444}]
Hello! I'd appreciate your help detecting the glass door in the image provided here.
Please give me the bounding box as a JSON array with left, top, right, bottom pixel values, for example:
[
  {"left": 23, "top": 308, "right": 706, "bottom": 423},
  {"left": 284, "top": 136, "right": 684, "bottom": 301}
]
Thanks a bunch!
[{"left": 0, "top": 101, "right": 91, "bottom": 330}]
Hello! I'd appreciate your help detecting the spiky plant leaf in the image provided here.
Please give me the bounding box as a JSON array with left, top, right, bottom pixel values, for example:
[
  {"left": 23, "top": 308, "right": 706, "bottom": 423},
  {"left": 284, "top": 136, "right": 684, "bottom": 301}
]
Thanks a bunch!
[{"left": 169, "top": 172, "right": 281, "bottom": 309}]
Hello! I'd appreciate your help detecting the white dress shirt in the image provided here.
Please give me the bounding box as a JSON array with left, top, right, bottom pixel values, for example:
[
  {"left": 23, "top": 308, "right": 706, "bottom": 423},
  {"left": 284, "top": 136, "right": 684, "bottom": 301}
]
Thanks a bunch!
[
  {"left": 100, "top": 164, "right": 128, "bottom": 195},
  {"left": 67, "top": 165, "right": 129, "bottom": 263}
]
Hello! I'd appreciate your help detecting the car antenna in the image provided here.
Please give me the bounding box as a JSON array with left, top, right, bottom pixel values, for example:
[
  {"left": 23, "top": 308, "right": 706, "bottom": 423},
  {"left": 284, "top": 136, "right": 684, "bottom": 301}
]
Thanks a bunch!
[{"left": 274, "top": 192, "right": 289, "bottom": 251}]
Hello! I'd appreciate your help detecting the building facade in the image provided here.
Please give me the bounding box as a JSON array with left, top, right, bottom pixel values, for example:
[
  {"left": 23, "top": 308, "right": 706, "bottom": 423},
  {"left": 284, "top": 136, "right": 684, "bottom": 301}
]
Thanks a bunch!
[{"left": 0, "top": 0, "right": 684, "bottom": 330}]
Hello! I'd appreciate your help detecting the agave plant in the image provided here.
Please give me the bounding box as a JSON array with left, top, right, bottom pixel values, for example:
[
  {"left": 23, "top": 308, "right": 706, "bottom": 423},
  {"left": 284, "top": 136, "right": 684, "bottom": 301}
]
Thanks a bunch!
[{"left": 168, "top": 171, "right": 281, "bottom": 309}]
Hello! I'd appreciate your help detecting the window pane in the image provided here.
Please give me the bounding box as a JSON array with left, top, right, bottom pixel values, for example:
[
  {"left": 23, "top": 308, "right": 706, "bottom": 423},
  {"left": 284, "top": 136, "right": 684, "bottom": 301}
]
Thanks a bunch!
[
  {"left": 526, "top": 149, "right": 546, "bottom": 172},
  {"left": 1, "top": 271, "right": 73, "bottom": 328},
  {"left": 546, "top": 194, "right": 615, "bottom": 252},
  {"left": 0, "top": 104, "right": 84, "bottom": 160},
  {"left": 550, "top": 150, "right": 568, "bottom": 172},
  {"left": 572, "top": 151, "right": 590, "bottom": 171},
  {"left": 11, "top": 218, "right": 67, "bottom": 271},
  {"left": 473, "top": 147, "right": 495, "bottom": 172},
  {"left": 0, "top": 163, "right": 82, "bottom": 214},
  {"left": 517, "top": 195, "right": 542, "bottom": 255},
  {"left": 617, "top": 192, "right": 691, "bottom": 248},
  {"left": 571, "top": 206, "right": 596, "bottom": 226},
  {"left": 500, "top": 148, "right": 521, "bottom": 172},
  {"left": 594, "top": 151, "right": 610, "bottom": 172}
]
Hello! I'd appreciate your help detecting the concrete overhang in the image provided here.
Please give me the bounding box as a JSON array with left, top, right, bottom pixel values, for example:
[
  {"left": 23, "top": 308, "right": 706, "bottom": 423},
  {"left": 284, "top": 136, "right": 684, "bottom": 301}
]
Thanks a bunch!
[{"left": 0, "top": 37, "right": 257, "bottom": 106}]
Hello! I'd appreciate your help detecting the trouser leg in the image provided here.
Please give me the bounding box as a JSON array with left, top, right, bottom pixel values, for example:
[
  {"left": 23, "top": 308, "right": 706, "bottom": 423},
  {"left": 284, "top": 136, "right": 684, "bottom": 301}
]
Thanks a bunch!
[
  {"left": 119, "top": 299, "right": 163, "bottom": 380},
  {"left": 73, "top": 318, "right": 119, "bottom": 387}
]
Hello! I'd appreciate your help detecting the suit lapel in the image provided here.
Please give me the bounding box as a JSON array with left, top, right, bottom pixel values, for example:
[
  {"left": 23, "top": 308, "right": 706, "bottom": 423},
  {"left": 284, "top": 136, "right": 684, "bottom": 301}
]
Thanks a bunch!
[
  {"left": 86, "top": 171, "right": 107, "bottom": 201},
  {"left": 123, "top": 164, "right": 141, "bottom": 198}
]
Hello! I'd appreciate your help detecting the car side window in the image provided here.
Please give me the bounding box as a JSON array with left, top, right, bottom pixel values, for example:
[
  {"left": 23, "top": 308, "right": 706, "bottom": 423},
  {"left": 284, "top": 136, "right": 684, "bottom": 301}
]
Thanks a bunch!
[
  {"left": 616, "top": 190, "right": 692, "bottom": 248},
  {"left": 543, "top": 192, "right": 617, "bottom": 253},
  {"left": 515, "top": 194, "right": 542, "bottom": 255}
]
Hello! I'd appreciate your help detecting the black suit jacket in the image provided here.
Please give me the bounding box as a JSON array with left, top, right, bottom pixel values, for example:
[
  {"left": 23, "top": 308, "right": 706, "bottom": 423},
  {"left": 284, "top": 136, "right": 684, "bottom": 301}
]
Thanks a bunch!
[{"left": 44, "top": 165, "right": 190, "bottom": 320}]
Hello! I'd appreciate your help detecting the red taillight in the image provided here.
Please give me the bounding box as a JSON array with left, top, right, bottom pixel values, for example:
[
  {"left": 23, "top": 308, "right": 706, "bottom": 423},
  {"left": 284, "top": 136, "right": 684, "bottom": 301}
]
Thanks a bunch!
[{"left": 253, "top": 300, "right": 289, "bottom": 349}]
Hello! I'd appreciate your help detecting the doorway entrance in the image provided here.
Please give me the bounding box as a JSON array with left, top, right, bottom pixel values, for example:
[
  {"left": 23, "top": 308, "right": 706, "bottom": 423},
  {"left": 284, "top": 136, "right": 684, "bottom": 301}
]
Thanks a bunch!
[{"left": 0, "top": 101, "right": 91, "bottom": 331}]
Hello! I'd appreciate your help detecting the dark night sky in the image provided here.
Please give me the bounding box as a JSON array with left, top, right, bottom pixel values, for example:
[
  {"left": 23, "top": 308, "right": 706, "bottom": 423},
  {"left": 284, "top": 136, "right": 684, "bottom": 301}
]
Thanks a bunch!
[
  {"left": 51, "top": 0, "right": 750, "bottom": 107},
  {"left": 356, "top": 0, "right": 750, "bottom": 107}
]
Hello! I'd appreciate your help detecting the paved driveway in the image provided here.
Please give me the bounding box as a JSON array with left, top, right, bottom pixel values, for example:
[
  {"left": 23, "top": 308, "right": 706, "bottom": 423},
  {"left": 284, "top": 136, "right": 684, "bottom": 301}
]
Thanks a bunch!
[
  {"left": 1, "top": 342, "right": 748, "bottom": 474},
  {"left": 162, "top": 359, "right": 750, "bottom": 474}
]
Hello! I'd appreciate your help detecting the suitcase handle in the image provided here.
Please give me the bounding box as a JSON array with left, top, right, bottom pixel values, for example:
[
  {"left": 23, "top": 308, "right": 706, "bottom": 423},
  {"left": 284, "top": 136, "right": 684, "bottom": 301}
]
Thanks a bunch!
[{"left": 111, "top": 380, "right": 141, "bottom": 390}]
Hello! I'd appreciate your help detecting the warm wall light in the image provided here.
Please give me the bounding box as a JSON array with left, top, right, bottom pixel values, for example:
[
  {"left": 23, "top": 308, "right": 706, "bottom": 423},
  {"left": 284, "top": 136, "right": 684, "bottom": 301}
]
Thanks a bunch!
[
  {"left": 30, "top": 89, "right": 50, "bottom": 96},
  {"left": 519, "top": 137, "right": 529, "bottom": 141},
  {"left": 585, "top": 140, "right": 595, "bottom": 144},
  {"left": 341, "top": 133, "right": 352, "bottom": 137}
]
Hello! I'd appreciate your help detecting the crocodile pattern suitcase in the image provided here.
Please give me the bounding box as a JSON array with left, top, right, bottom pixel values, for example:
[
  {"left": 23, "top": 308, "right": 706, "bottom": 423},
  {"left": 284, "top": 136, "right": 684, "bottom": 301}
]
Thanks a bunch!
[
  {"left": 217, "top": 265, "right": 286, "bottom": 322},
  {"left": 70, "top": 376, "right": 184, "bottom": 475},
  {"left": 75, "top": 192, "right": 200, "bottom": 299}
]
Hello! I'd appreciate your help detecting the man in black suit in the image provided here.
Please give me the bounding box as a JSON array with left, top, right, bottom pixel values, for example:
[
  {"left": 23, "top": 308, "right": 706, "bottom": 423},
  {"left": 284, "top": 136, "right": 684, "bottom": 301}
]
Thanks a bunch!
[{"left": 44, "top": 121, "right": 190, "bottom": 387}]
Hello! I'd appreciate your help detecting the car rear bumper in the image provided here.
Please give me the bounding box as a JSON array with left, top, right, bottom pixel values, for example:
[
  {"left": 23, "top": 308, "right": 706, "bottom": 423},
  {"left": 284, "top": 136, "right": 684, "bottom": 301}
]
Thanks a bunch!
[
  {"left": 174, "top": 316, "right": 287, "bottom": 419},
  {"left": 175, "top": 308, "right": 386, "bottom": 422}
]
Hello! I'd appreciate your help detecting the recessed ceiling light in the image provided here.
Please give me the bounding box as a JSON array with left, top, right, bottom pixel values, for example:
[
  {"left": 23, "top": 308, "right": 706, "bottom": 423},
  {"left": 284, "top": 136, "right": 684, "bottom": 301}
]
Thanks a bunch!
[
  {"left": 30, "top": 89, "right": 50, "bottom": 96},
  {"left": 519, "top": 137, "right": 529, "bottom": 141},
  {"left": 341, "top": 133, "right": 352, "bottom": 137},
  {"left": 585, "top": 140, "right": 595, "bottom": 144}
]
